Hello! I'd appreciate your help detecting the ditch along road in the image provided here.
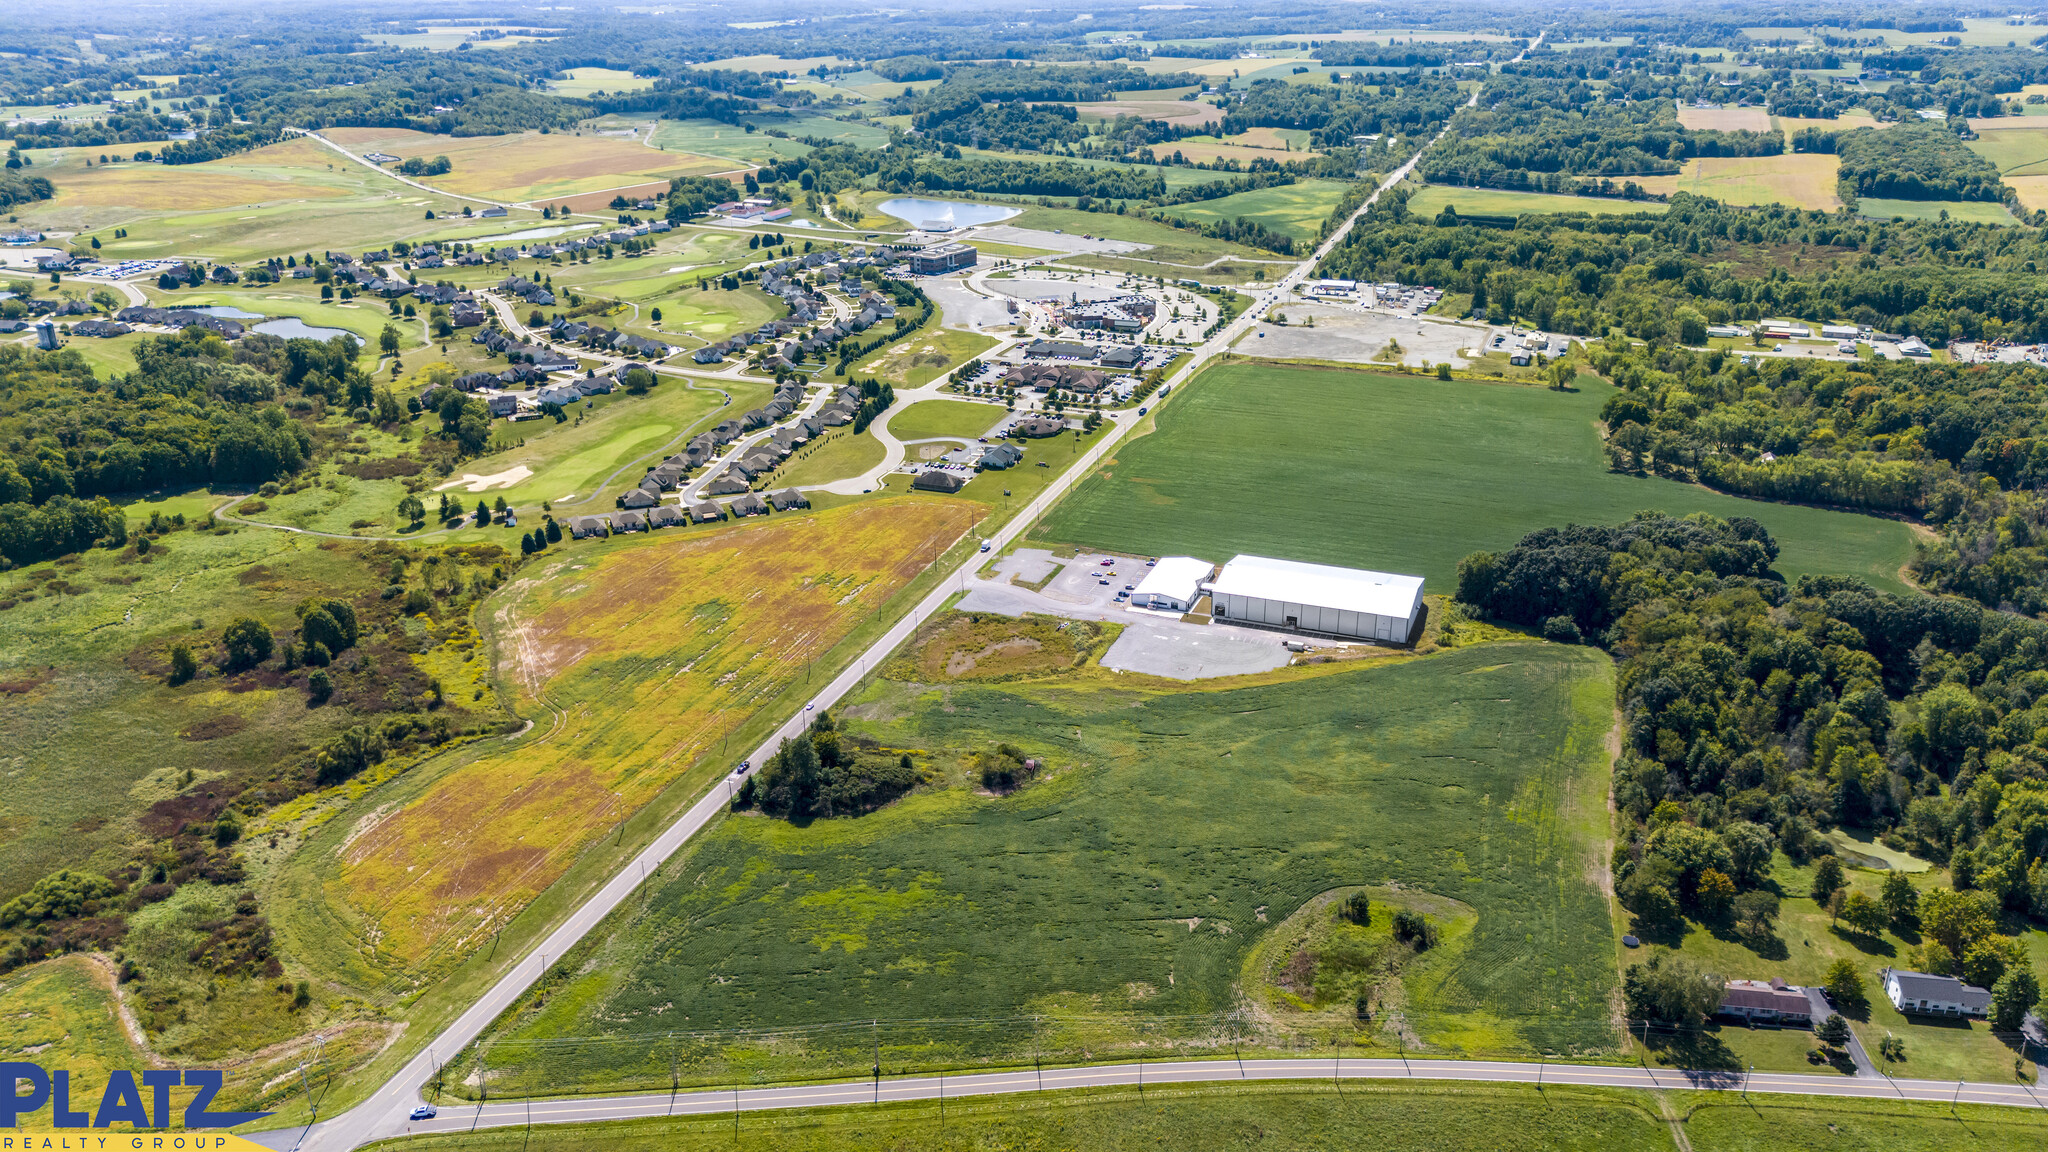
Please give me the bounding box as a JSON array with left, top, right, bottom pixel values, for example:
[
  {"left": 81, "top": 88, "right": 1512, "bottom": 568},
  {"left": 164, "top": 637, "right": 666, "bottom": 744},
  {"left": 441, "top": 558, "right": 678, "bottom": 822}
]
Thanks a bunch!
[{"left": 262, "top": 87, "right": 1511, "bottom": 1152}]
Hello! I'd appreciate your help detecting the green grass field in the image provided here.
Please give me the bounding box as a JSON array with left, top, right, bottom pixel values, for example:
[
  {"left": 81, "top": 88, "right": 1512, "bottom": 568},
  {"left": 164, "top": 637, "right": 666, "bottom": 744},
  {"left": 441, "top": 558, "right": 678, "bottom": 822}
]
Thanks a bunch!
[
  {"left": 1854, "top": 198, "right": 2019, "bottom": 225},
  {"left": 1637, "top": 852, "right": 2042, "bottom": 1082},
  {"left": 361, "top": 1083, "right": 2048, "bottom": 1152},
  {"left": 771, "top": 429, "right": 886, "bottom": 488},
  {"left": 857, "top": 328, "right": 1001, "bottom": 387},
  {"left": 1406, "top": 186, "right": 1668, "bottom": 219},
  {"left": 1009, "top": 205, "right": 1270, "bottom": 267},
  {"left": 1168, "top": 178, "right": 1353, "bottom": 241},
  {"left": 887, "top": 399, "right": 1010, "bottom": 442},
  {"left": 468, "top": 642, "right": 1619, "bottom": 1094},
  {"left": 551, "top": 69, "right": 656, "bottom": 99},
  {"left": 1035, "top": 362, "right": 1917, "bottom": 594},
  {"left": 17, "top": 137, "right": 539, "bottom": 261}
]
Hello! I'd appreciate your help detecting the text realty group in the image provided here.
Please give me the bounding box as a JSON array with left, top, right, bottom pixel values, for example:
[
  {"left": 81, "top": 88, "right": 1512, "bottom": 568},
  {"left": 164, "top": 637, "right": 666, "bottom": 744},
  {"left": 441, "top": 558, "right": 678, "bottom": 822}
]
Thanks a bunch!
[{"left": 3, "top": 1065, "right": 269, "bottom": 1131}]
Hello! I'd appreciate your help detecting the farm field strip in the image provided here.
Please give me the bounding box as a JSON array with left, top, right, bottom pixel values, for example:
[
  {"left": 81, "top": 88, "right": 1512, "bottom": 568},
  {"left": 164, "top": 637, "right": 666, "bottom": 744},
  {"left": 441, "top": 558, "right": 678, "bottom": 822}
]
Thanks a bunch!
[
  {"left": 318, "top": 127, "right": 737, "bottom": 202},
  {"left": 285, "top": 500, "right": 978, "bottom": 979},
  {"left": 1034, "top": 362, "right": 1916, "bottom": 593}
]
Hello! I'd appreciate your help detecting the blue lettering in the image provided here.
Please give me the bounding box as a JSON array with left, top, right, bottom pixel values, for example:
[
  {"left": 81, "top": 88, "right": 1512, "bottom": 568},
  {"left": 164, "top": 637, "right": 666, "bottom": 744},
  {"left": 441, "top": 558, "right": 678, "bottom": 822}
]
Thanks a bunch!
[
  {"left": 0, "top": 1063, "right": 51, "bottom": 1128},
  {"left": 179, "top": 1072, "right": 270, "bottom": 1130},
  {"left": 93, "top": 1074, "right": 149, "bottom": 1130},
  {"left": 138, "top": 1073, "right": 179, "bottom": 1131},
  {"left": 52, "top": 1073, "right": 90, "bottom": 1128}
]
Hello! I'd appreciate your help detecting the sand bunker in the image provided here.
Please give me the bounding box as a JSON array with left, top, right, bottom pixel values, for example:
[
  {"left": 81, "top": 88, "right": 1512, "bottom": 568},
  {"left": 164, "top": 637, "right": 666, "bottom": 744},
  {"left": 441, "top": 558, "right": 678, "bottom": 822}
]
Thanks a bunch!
[{"left": 435, "top": 465, "right": 533, "bottom": 492}]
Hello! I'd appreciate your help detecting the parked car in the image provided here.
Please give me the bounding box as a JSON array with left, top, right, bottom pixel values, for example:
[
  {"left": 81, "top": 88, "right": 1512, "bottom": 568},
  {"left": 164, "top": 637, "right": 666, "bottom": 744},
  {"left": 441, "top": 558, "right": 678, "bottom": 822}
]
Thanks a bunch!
[{"left": 1100, "top": 559, "right": 1115, "bottom": 566}]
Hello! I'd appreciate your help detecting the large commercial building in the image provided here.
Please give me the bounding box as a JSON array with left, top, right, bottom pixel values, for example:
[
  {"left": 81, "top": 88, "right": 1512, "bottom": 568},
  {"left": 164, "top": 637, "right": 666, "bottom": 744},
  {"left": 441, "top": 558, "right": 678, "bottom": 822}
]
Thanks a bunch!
[
  {"left": 1058, "top": 294, "right": 1157, "bottom": 332},
  {"left": 909, "top": 242, "right": 978, "bottom": 274},
  {"left": 1207, "top": 554, "right": 1424, "bottom": 643}
]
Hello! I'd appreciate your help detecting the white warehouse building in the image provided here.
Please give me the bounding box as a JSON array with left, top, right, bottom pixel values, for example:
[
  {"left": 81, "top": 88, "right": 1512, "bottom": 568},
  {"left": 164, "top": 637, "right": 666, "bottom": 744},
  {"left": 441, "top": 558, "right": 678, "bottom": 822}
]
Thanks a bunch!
[
  {"left": 1129, "top": 556, "right": 1215, "bottom": 612},
  {"left": 1206, "top": 554, "right": 1424, "bottom": 643}
]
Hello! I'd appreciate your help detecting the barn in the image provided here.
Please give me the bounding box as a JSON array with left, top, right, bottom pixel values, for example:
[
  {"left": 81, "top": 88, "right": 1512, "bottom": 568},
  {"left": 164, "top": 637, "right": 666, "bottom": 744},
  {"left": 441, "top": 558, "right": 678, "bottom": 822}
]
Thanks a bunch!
[{"left": 1206, "top": 554, "right": 1423, "bottom": 643}]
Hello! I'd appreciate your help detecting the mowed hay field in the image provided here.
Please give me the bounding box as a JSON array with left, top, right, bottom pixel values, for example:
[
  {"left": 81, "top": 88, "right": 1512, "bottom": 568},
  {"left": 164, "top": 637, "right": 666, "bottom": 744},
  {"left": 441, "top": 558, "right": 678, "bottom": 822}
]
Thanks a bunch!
[
  {"left": 276, "top": 500, "right": 978, "bottom": 982},
  {"left": 1675, "top": 105, "right": 1772, "bottom": 132},
  {"left": 473, "top": 643, "right": 1620, "bottom": 1097},
  {"left": 321, "top": 127, "right": 736, "bottom": 202},
  {"left": 1036, "top": 363, "right": 1916, "bottom": 593},
  {"left": 1168, "top": 178, "right": 1352, "bottom": 241},
  {"left": 1405, "top": 186, "right": 1667, "bottom": 218},
  {"left": 1654, "top": 153, "right": 1843, "bottom": 210},
  {"left": 1967, "top": 124, "right": 2048, "bottom": 212},
  {"left": 16, "top": 136, "right": 532, "bottom": 260}
]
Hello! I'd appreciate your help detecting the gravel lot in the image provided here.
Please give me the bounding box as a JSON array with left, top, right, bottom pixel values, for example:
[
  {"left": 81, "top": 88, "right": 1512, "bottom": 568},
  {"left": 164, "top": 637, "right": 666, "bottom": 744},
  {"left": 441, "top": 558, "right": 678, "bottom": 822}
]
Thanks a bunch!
[{"left": 1239, "top": 304, "right": 1484, "bottom": 369}]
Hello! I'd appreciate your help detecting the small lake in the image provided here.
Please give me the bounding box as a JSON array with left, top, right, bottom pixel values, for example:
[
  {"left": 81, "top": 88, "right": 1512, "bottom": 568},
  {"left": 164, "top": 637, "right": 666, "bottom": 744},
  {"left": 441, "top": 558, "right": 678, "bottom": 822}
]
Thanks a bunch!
[
  {"left": 254, "top": 318, "right": 355, "bottom": 341},
  {"left": 184, "top": 305, "right": 266, "bottom": 319},
  {"left": 876, "top": 197, "right": 1020, "bottom": 231}
]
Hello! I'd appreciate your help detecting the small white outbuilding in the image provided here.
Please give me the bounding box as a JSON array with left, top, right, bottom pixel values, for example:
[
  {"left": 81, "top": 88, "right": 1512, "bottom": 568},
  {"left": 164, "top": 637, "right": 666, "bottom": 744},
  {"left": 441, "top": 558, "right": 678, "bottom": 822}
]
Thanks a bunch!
[
  {"left": 1207, "top": 554, "right": 1424, "bottom": 643},
  {"left": 1129, "top": 556, "right": 1215, "bottom": 612}
]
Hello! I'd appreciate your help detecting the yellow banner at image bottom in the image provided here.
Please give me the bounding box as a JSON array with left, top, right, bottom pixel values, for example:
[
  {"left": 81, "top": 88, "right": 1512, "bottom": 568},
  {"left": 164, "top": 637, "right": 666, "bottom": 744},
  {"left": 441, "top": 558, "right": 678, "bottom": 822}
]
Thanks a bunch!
[{"left": 2, "top": 1136, "right": 273, "bottom": 1152}]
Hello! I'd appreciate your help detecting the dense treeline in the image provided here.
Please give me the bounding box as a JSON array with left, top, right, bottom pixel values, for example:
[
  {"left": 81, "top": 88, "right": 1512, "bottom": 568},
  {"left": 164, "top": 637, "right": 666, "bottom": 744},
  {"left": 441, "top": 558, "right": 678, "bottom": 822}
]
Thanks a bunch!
[
  {"left": 1459, "top": 515, "right": 2048, "bottom": 987},
  {"left": 1421, "top": 75, "right": 1782, "bottom": 195},
  {"left": 0, "top": 329, "right": 381, "bottom": 566},
  {"left": 891, "top": 62, "right": 1202, "bottom": 129},
  {"left": 922, "top": 101, "right": 1089, "bottom": 153},
  {"left": 1219, "top": 75, "right": 1466, "bottom": 150},
  {"left": 1585, "top": 338, "right": 2048, "bottom": 614},
  {"left": 0, "top": 169, "right": 52, "bottom": 211},
  {"left": 1321, "top": 190, "right": 2048, "bottom": 344},
  {"left": 1800, "top": 123, "right": 2011, "bottom": 204}
]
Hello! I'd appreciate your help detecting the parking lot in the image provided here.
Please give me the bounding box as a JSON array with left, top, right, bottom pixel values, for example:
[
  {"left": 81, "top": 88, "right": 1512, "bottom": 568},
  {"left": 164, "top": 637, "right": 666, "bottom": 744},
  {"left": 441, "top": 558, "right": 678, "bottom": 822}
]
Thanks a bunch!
[
  {"left": 957, "top": 550, "right": 1296, "bottom": 680},
  {"left": 1239, "top": 304, "right": 1483, "bottom": 369}
]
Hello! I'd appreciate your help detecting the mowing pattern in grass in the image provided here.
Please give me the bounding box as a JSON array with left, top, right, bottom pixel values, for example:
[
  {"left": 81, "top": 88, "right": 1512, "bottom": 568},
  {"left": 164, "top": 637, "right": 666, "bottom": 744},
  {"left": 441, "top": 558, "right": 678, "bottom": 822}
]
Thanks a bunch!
[
  {"left": 1405, "top": 185, "right": 1668, "bottom": 219},
  {"left": 1853, "top": 197, "right": 2018, "bottom": 225},
  {"left": 1035, "top": 363, "right": 1915, "bottom": 593},
  {"left": 320, "top": 127, "right": 733, "bottom": 202},
  {"left": 1653, "top": 154, "right": 1844, "bottom": 211},
  {"left": 297, "top": 500, "right": 978, "bottom": 976},
  {"left": 476, "top": 644, "right": 1619, "bottom": 1093},
  {"left": 887, "top": 399, "right": 1009, "bottom": 443},
  {"left": 1168, "top": 179, "right": 1355, "bottom": 241}
]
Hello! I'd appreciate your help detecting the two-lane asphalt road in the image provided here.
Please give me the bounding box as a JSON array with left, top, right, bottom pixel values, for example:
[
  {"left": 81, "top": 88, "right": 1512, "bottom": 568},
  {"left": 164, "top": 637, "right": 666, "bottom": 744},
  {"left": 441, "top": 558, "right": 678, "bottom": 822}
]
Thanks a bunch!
[{"left": 388, "top": 1055, "right": 2048, "bottom": 1142}]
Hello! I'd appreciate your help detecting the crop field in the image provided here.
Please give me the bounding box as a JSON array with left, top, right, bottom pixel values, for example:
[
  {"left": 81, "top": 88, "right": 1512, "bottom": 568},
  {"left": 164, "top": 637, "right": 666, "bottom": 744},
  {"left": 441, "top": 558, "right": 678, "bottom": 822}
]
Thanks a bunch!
[
  {"left": 550, "top": 69, "right": 656, "bottom": 98},
  {"left": 1657, "top": 153, "right": 1843, "bottom": 210},
  {"left": 649, "top": 120, "right": 814, "bottom": 166},
  {"left": 887, "top": 398, "right": 1009, "bottom": 442},
  {"left": 280, "top": 500, "right": 979, "bottom": 980},
  {"left": 1070, "top": 98, "right": 1222, "bottom": 128},
  {"left": 1035, "top": 363, "right": 1917, "bottom": 594},
  {"left": 1166, "top": 179, "right": 1352, "bottom": 241},
  {"left": 1855, "top": 197, "right": 2019, "bottom": 225},
  {"left": 1965, "top": 125, "right": 2048, "bottom": 212},
  {"left": 467, "top": 642, "right": 1619, "bottom": 1094},
  {"left": 319, "top": 128, "right": 735, "bottom": 203},
  {"left": 1675, "top": 105, "right": 1773, "bottom": 132},
  {"left": 16, "top": 137, "right": 531, "bottom": 260},
  {"left": 1405, "top": 186, "right": 1668, "bottom": 219},
  {"left": 1774, "top": 110, "right": 1886, "bottom": 140},
  {"left": 1149, "top": 135, "right": 1322, "bottom": 167}
]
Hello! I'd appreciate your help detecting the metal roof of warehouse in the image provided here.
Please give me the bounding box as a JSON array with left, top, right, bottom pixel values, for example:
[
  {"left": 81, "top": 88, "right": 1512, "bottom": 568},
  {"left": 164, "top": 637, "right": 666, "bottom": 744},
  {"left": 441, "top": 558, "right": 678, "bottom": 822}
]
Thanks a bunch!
[{"left": 1210, "top": 555, "right": 1423, "bottom": 619}]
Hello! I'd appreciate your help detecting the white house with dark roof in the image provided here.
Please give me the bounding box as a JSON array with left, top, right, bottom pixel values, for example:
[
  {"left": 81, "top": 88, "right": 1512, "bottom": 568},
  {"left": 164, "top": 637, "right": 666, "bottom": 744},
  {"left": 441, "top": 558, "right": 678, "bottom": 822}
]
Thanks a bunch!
[{"left": 1881, "top": 968, "right": 1991, "bottom": 1017}]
